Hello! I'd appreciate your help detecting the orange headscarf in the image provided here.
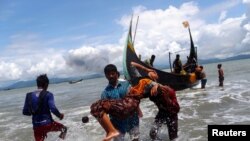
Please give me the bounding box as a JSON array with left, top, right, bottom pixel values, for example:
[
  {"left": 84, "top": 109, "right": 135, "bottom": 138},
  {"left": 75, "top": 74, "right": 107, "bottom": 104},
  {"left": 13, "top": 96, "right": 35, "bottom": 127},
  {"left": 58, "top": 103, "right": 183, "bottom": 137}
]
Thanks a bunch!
[{"left": 129, "top": 78, "right": 152, "bottom": 97}]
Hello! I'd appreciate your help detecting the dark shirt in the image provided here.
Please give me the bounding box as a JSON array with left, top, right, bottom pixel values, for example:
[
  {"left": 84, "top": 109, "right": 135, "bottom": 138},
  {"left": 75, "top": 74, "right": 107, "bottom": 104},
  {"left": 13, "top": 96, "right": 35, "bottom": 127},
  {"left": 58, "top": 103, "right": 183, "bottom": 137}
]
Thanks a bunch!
[
  {"left": 23, "top": 90, "right": 61, "bottom": 127},
  {"left": 173, "top": 59, "right": 182, "bottom": 73}
]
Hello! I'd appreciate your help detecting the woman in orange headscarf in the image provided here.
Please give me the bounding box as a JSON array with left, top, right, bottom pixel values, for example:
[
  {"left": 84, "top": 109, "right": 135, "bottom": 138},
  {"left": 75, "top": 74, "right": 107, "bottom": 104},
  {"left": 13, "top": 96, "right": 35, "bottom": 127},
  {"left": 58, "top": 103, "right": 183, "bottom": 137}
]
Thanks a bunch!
[{"left": 90, "top": 62, "right": 180, "bottom": 141}]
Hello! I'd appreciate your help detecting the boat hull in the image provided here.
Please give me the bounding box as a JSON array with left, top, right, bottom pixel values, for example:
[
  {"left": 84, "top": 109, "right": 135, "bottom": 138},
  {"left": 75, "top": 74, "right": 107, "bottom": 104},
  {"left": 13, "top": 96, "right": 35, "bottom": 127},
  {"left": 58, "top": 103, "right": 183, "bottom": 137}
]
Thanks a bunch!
[
  {"left": 124, "top": 42, "right": 199, "bottom": 91},
  {"left": 123, "top": 20, "right": 199, "bottom": 91}
]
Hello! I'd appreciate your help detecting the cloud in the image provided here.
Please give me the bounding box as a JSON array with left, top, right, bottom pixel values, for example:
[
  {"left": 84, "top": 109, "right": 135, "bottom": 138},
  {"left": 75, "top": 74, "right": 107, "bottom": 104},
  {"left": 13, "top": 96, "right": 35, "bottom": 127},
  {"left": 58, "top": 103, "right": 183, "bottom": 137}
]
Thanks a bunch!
[
  {"left": 65, "top": 46, "right": 108, "bottom": 73},
  {"left": 0, "top": 51, "right": 69, "bottom": 82},
  {"left": 242, "top": 23, "right": 250, "bottom": 44},
  {"left": 219, "top": 11, "right": 227, "bottom": 23},
  {"left": 198, "top": 15, "right": 247, "bottom": 58},
  {"left": 243, "top": 0, "right": 250, "bottom": 4},
  {"left": 198, "top": 0, "right": 241, "bottom": 18},
  {"left": 0, "top": 33, "right": 69, "bottom": 81},
  {"left": 6, "top": 33, "right": 42, "bottom": 54},
  {"left": 0, "top": 31, "right": 124, "bottom": 82},
  {"left": 118, "top": 1, "right": 248, "bottom": 61},
  {"left": 0, "top": 1, "right": 249, "bottom": 82},
  {"left": 65, "top": 44, "right": 123, "bottom": 73},
  {"left": 0, "top": 61, "right": 22, "bottom": 80},
  {"left": 118, "top": 2, "right": 203, "bottom": 65},
  {"left": 27, "top": 54, "right": 68, "bottom": 77}
]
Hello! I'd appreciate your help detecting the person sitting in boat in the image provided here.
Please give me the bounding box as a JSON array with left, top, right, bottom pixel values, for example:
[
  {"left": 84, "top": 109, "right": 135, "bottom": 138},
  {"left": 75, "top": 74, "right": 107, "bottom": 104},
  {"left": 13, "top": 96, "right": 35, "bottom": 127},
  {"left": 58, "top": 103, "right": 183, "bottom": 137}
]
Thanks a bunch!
[
  {"left": 149, "top": 54, "right": 156, "bottom": 67},
  {"left": 183, "top": 56, "right": 191, "bottom": 73},
  {"left": 138, "top": 54, "right": 142, "bottom": 60},
  {"left": 90, "top": 62, "right": 180, "bottom": 141},
  {"left": 173, "top": 54, "right": 183, "bottom": 74},
  {"left": 190, "top": 57, "right": 197, "bottom": 72},
  {"left": 144, "top": 54, "right": 156, "bottom": 67},
  {"left": 183, "top": 56, "right": 197, "bottom": 73}
]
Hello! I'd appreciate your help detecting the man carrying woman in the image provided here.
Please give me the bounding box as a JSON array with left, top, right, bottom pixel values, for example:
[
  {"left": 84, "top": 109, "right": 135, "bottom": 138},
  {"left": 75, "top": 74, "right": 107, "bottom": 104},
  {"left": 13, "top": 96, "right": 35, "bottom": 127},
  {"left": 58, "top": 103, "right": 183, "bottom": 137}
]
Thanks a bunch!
[{"left": 90, "top": 62, "right": 180, "bottom": 141}]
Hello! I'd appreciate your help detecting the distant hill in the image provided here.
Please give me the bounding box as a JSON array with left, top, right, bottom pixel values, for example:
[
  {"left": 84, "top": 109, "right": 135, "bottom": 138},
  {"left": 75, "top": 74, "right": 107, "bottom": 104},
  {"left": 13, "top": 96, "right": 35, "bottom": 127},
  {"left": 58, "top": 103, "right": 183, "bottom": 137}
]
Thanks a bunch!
[
  {"left": 1, "top": 54, "right": 249, "bottom": 91},
  {"left": 158, "top": 54, "right": 250, "bottom": 69},
  {"left": 198, "top": 54, "right": 250, "bottom": 65},
  {"left": 0, "top": 73, "right": 103, "bottom": 91}
]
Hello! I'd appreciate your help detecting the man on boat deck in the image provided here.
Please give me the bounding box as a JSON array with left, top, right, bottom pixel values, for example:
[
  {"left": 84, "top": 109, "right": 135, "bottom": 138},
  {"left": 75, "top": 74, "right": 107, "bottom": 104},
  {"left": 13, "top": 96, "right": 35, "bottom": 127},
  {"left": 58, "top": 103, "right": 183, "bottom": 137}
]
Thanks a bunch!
[
  {"left": 144, "top": 54, "right": 156, "bottom": 67},
  {"left": 173, "top": 54, "right": 183, "bottom": 73},
  {"left": 101, "top": 64, "right": 141, "bottom": 141},
  {"left": 22, "top": 74, "right": 67, "bottom": 141},
  {"left": 90, "top": 62, "right": 180, "bottom": 141}
]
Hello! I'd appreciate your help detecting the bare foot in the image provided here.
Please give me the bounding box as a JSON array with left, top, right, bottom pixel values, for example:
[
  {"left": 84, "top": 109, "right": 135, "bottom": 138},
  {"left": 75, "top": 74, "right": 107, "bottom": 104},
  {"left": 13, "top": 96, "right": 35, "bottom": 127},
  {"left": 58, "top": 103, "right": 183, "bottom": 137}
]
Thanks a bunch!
[
  {"left": 59, "top": 126, "right": 68, "bottom": 140},
  {"left": 103, "top": 131, "right": 119, "bottom": 141}
]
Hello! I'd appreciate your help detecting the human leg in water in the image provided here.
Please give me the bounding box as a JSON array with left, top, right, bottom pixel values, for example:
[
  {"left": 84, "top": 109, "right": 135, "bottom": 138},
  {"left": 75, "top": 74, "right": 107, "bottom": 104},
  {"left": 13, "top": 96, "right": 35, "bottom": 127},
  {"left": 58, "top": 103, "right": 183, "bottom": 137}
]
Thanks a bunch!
[
  {"left": 150, "top": 112, "right": 178, "bottom": 141},
  {"left": 59, "top": 126, "right": 68, "bottom": 139},
  {"left": 166, "top": 114, "right": 178, "bottom": 140},
  {"left": 149, "top": 121, "right": 162, "bottom": 141},
  {"left": 98, "top": 113, "right": 119, "bottom": 141},
  {"left": 129, "top": 126, "right": 140, "bottom": 141}
]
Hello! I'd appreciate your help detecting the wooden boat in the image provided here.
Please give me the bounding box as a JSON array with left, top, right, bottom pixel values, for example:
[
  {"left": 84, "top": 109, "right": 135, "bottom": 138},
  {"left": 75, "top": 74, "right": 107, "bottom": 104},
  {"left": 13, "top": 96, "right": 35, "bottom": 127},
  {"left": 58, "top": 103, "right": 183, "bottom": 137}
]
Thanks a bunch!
[
  {"left": 68, "top": 78, "right": 83, "bottom": 84},
  {"left": 123, "top": 20, "right": 199, "bottom": 91}
]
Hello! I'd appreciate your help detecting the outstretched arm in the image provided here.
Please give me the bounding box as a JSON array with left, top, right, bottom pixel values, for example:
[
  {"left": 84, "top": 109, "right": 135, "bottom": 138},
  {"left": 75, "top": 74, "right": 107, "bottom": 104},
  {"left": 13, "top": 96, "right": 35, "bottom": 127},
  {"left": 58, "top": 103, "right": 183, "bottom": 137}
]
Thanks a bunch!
[
  {"left": 131, "top": 62, "right": 158, "bottom": 81},
  {"left": 131, "top": 62, "right": 152, "bottom": 72},
  {"left": 48, "top": 93, "right": 64, "bottom": 120}
]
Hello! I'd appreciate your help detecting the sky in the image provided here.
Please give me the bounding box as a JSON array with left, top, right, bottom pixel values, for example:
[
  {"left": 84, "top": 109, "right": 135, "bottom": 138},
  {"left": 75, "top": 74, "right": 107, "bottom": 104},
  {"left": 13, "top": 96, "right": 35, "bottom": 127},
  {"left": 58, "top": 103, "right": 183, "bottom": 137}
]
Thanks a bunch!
[{"left": 0, "top": 0, "right": 250, "bottom": 85}]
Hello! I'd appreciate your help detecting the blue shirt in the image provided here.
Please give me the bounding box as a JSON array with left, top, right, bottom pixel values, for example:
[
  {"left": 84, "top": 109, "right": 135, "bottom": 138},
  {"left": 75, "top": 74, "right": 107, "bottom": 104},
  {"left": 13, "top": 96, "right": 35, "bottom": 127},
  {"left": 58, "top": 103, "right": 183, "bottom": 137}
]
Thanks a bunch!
[
  {"left": 23, "top": 90, "right": 62, "bottom": 127},
  {"left": 101, "top": 80, "right": 139, "bottom": 133}
]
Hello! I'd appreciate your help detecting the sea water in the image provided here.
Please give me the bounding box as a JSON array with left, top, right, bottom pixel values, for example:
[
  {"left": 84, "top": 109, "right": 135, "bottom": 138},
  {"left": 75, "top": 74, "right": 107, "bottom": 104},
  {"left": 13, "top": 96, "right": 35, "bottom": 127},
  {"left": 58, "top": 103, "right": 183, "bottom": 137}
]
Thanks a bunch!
[{"left": 0, "top": 59, "right": 250, "bottom": 141}]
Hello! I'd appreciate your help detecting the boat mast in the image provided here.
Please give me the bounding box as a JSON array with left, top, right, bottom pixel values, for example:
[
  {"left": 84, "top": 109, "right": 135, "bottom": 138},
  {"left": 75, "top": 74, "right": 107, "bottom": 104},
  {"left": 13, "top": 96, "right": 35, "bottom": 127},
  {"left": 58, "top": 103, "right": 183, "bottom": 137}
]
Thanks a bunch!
[
  {"left": 183, "top": 21, "right": 197, "bottom": 65},
  {"left": 169, "top": 52, "right": 172, "bottom": 72},
  {"left": 132, "top": 16, "right": 139, "bottom": 46}
]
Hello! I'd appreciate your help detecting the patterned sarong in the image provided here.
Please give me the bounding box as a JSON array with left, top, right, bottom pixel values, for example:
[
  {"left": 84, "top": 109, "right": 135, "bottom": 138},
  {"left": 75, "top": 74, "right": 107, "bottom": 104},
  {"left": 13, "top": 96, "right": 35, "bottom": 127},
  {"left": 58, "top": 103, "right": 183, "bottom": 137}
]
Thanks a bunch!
[{"left": 90, "top": 96, "right": 140, "bottom": 120}]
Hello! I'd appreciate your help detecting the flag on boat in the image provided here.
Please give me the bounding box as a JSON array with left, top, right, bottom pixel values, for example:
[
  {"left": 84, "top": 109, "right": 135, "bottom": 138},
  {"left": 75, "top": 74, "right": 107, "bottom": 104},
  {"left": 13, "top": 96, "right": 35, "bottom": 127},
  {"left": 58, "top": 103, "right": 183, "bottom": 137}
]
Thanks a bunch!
[{"left": 183, "top": 21, "right": 189, "bottom": 28}]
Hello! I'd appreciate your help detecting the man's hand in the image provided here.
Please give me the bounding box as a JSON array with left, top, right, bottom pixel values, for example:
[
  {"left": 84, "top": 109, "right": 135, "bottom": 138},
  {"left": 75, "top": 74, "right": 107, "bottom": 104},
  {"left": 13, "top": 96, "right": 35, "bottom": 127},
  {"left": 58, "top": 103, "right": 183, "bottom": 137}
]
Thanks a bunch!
[
  {"left": 150, "top": 84, "right": 159, "bottom": 96},
  {"left": 148, "top": 71, "right": 158, "bottom": 81},
  {"left": 59, "top": 113, "right": 64, "bottom": 120}
]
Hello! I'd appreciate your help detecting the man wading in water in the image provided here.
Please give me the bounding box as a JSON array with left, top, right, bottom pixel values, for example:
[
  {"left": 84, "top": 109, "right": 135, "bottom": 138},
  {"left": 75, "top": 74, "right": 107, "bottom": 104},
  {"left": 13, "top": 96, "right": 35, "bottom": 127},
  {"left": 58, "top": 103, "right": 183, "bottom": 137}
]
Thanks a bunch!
[
  {"left": 90, "top": 62, "right": 180, "bottom": 141},
  {"left": 23, "top": 74, "right": 67, "bottom": 141}
]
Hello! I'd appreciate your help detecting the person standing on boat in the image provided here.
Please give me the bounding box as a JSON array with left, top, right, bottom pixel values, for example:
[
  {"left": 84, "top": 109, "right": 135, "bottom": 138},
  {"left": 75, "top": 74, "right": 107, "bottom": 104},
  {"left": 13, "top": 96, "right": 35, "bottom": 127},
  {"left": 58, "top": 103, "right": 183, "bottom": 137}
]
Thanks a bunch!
[
  {"left": 90, "top": 62, "right": 180, "bottom": 141},
  {"left": 149, "top": 54, "right": 156, "bottom": 67},
  {"left": 190, "top": 57, "right": 197, "bottom": 72},
  {"left": 22, "top": 74, "right": 67, "bottom": 141},
  {"left": 138, "top": 54, "right": 142, "bottom": 61},
  {"left": 217, "top": 64, "right": 224, "bottom": 87},
  {"left": 101, "top": 64, "right": 141, "bottom": 141},
  {"left": 144, "top": 54, "right": 156, "bottom": 67},
  {"left": 173, "top": 54, "right": 183, "bottom": 73},
  {"left": 199, "top": 66, "right": 207, "bottom": 89}
]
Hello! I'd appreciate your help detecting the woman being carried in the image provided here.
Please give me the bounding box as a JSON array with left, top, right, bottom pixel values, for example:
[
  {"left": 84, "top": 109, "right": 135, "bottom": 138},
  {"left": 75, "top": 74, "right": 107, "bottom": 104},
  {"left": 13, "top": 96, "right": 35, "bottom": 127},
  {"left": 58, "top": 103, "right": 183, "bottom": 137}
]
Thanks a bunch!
[{"left": 90, "top": 62, "right": 180, "bottom": 141}]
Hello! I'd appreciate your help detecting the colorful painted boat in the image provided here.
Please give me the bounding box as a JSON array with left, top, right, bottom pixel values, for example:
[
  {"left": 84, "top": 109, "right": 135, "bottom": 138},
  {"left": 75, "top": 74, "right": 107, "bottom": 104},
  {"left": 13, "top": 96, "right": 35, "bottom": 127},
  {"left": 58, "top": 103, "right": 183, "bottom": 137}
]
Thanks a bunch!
[{"left": 123, "top": 20, "right": 199, "bottom": 91}]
